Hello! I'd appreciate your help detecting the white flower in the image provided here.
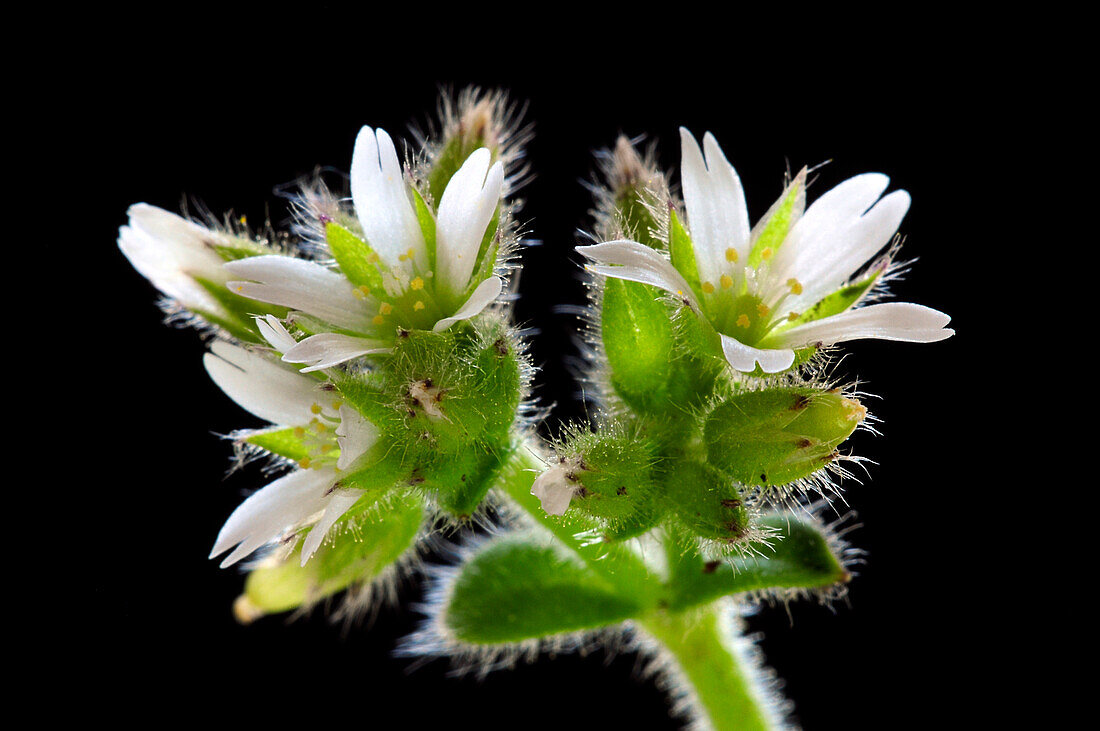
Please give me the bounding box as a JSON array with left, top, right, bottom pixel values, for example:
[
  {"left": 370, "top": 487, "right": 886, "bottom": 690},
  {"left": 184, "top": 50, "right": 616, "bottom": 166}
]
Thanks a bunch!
[
  {"left": 204, "top": 322, "right": 380, "bottom": 567},
  {"left": 578, "top": 129, "right": 953, "bottom": 374},
  {"left": 530, "top": 457, "right": 582, "bottom": 516},
  {"left": 118, "top": 203, "right": 232, "bottom": 316},
  {"left": 225, "top": 126, "right": 506, "bottom": 369}
]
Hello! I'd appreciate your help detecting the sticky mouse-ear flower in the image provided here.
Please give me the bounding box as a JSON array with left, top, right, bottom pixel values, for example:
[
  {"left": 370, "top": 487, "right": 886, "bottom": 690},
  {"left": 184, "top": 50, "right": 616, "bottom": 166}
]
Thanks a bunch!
[
  {"left": 226, "top": 127, "right": 506, "bottom": 366},
  {"left": 578, "top": 128, "right": 953, "bottom": 374},
  {"left": 203, "top": 330, "right": 381, "bottom": 567}
]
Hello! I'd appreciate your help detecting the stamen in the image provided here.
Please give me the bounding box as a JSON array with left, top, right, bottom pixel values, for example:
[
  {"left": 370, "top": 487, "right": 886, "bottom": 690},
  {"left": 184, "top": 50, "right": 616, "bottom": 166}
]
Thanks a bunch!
[
  {"left": 720, "top": 274, "right": 733, "bottom": 289},
  {"left": 298, "top": 457, "right": 312, "bottom": 469},
  {"left": 757, "top": 303, "right": 770, "bottom": 317},
  {"left": 761, "top": 247, "right": 774, "bottom": 261},
  {"left": 414, "top": 300, "right": 425, "bottom": 311},
  {"left": 379, "top": 303, "right": 393, "bottom": 315},
  {"left": 787, "top": 278, "right": 803, "bottom": 295},
  {"left": 293, "top": 427, "right": 306, "bottom": 438},
  {"left": 310, "top": 403, "right": 323, "bottom": 415},
  {"left": 725, "top": 248, "right": 739, "bottom": 263},
  {"left": 367, "top": 252, "right": 379, "bottom": 263},
  {"left": 320, "top": 444, "right": 334, "bottom": 454},
  {"left": 331, "top": 401, "right": 342, "bottom": 410},
  {"left": 788, "top": 312, "right": 800, "bottom": 321},
  {"left": 702, "top": 281, "right": 715, "bottom": 294},
  {"left": 410, "top": 277, "right": 424, "bottom": 291},
  {"left": 736, "top": 314, "right": 751, "bottom": 328}
]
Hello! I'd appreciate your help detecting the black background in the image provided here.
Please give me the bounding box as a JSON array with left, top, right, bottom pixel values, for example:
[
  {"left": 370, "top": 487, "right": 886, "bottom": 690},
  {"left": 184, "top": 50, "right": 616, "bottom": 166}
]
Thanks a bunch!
[{"left": 49, "top": 9, "right": 1013, "bottom": 729}]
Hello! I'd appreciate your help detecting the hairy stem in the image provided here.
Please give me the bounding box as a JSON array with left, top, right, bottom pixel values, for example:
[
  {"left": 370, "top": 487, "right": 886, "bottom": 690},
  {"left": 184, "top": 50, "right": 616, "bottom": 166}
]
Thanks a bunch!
[{"left": 495, "top": 443, "right": 777, "bottom": 730}]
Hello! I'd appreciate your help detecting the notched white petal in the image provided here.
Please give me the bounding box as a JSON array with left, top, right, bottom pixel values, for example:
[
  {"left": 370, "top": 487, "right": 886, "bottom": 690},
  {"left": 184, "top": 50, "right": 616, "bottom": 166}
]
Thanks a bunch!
[
  {"left": 678, "top": 128, "right": 750, "bottom": 282},
  {"left": 335, "top": 405, "right": 379, "bottom": 470},
  {"left": 226, "top": 256, "right": 371, "bottom": 332},
  {"left": 720, "top": 334, "right": 796, "bottom": 374},
  {"left": 350, "top": 126, "right": 424, "bottom": 267},
  {"left": 300, "top": 489, "right": 363, "bottom": 566},
  {"left": 282, "top": 333, "right": 391, "bottom": 372},
  {"left": 433, "top": 275, "right": 503, "bottom": 332},
  {"left": 204, "top": 341, "right": 326, "bottom": 426},
  {"left": 577, "top": 241, "right": 697, "bottom": 304},
  {"left": 531, "top": 461, "right": 580, "bottom": 516},
  {"left": 255, "top": 315, "right": 298, "bottom": 354},
  {"left": 437, "top": 148, "right": 505, "bottom": 298},
  {"left": 772, "top": 302, "right": 954, "bottom": 348}
]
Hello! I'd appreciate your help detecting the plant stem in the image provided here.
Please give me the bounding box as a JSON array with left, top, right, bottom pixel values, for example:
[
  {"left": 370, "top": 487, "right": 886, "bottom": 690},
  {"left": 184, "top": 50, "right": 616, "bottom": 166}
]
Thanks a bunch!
[
  {"left": 638, "top": 606, "right": 773, "bottom": 731},
  {"left": 496, "top": 443, "right": 778, "bottom": 730}
]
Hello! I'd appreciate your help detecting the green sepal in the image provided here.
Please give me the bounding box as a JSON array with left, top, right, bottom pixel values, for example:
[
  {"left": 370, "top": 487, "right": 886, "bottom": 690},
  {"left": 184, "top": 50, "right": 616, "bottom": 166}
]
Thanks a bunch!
[
  {"left": 241, "top": 491, "right": 424, "bottom": 617},
  {"left": 420, "top": 441, "right": 513, "bottom": 519},
  {"left": 747, "top": 174, "right": 804, "bottom": 268},
  {"left": 704, "top": 387, "right": 866, "bottom": 487},
  {"left": 664, "top": 515, "right": 849, "bottom": 611},
  {"left": 668, "top": 209, "right": 702, "bottom": 300},
  {"left": 242, "top": 427, "right": 311, "bottom": 462},
  {"left": 442, "top": 535, "right": 645, "bottom": 644},
  {"left": 411, "top": 187, "right": 437, "bottom": 275},
  {"left": 325, "top": 222, "right": 385, "bottom": 293},
  {"left": 212, "top": 236, "right": 270, "bottom": 262},
  {"left": 774, "top": 267, "right": 884, "bottom": 334},
  {"left": 601, "top": 278, "right": 674, "bottom": 412}
]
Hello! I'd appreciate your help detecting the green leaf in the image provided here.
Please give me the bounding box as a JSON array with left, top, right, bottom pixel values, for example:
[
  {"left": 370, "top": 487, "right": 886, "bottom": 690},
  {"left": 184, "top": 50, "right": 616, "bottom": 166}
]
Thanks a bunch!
[
  {"left": 665, "top": 515, "right": 849, "bottom": 611},
  {"left": 668, "top": 209, "right": 702, "bottom": 299},
  {"left": 601, "top": 278, "right": 674, "bottom": 411},
  {"left": 325, "top": 222, "right": 385, "bottom": 293},
  {"left": 443, "top": 536, "right": 645, "bottom": 644},
  {"left": 241, "top": 492, "right": 424, "bottom": 617}
]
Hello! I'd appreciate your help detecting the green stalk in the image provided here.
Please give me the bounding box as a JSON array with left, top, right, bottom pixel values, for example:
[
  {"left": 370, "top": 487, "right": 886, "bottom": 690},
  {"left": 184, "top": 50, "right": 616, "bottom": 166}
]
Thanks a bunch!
[
  {"left": 638, "top": 607, "right": 773, "bottom": 731},
  {"left": 495, "top": 443, "right": 777, "bottom": 730}
]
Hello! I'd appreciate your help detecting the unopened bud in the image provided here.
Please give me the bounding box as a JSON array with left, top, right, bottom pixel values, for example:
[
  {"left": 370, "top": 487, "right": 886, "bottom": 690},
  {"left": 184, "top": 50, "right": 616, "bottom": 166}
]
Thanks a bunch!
[{"left": 705, "top": 387, "right": 866, "bottom": 487}]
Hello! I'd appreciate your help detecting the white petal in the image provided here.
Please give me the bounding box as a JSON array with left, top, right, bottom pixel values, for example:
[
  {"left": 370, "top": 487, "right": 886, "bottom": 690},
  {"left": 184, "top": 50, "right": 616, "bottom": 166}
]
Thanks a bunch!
[
  {"left": 203, "top": 341, "right": 326, "bottom": 426},
  {"left": 225, "top": 255, "right": 372, "bottom": 332},
  {"left": 210, "top": 468, "right": 337, "bottom": 568},
  {"left": 335, "top": 405, "right": 379, "bottom": 470},
  {"left": 436, "top": 149, "right": 504, "bottom": 299},
  {"left": 767, "top": 302, "right": 954, "bottom": 348},
  {"left": 118, "top": 203, "right": 228, "bottom": 311},
  {"left": 679, "top": 129, "right": 750, "bottom": 285},
  {"left": 432, "top": 275, "right": 503, "bottom": 331},
  {"left": 300, "top": 489, "right": 363, "bottom": 566},
  {"left": 255, "top": 315, "right": 298, "bottom": 354},
  {"left": 282, "top": 333, "right": 391, "bottom": 372},
  {"left": 719, "top": 334, "right": 796, "bottom": 374},
  {"left": 576, "top": 241, "right": 697, "bottom": 303},
  {"left": 770, "top": 174, "right": 905, "bottom": 313},
  {"left": 531, "top": 463, "right": 576, "bottom": 516},
  {"left": 350, "top": 126, "right": 425, "bottom": 268}
]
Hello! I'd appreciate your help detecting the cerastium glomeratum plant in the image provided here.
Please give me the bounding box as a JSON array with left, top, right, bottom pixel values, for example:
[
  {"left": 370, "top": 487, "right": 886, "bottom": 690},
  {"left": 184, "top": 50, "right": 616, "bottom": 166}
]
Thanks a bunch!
[{"left": 119, "top": 88, "right": 953, "bottom": 729}]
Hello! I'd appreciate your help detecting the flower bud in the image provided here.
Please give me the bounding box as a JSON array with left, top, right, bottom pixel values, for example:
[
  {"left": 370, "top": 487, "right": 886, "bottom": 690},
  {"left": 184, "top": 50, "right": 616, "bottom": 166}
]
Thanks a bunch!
[{"left": 704, "top": 387, "right": 867, "bottom": 487}]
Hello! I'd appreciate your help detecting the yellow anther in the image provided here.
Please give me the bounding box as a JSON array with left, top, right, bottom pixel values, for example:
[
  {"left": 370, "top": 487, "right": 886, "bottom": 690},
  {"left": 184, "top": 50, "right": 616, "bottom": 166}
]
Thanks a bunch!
[
  {"left": 398, "top": 253, "right": 407, "bottom": 262},
  {"left": 353, "top": 288, "right": 366, "bottom": 300},
  {"left": 239, "top": 215, "right": 247, "bottom": 225},
  {"left": 410, "top": 277, "right": 424, "bottom": 291},
  {"left": 725, "top": 248, "right": 739, "bottom": 263},
  {"left": 676, "top": 290, "right": 684, "bottom": 296},
  {"left": 236, "top": 286, "right": 244, "bottom": 292},
  {"left": 720, "top": 274, "right": 733, "bottom": 289},
  {"left": 787, "top": 278, "right": 803, "bottom": 295},
  {"left": 788, "top": 311, "right": 800, "bottom": 322},
  {"left": 310, "top": 403, "right": 323, "bottom": 415},
  {"left": 373, "top": 315, "right": 385, "bottom": 325},
  {"left": 359, "top": 284, "right": 371, "bottom": 296},
  {"left": 379, "top": 302, "right": 393, "bottom": 315},
  {"left": 757, "top": 303, "right": 770, "bottom": 317},
  {"left": 367, "top": 252, "right": 379, "bottom": 263},
  {"left": 298, "top": 457, "right": 312, "bottom": 469},
  {"left": 701, "top": 281, "right": 715, "bottom": 294},
  {"left": 293, "top": 427, "right": 306, "bottom": 438},
  {"left": 761, "top": 247, "right": 774, "bottom": 261},
  {"left": 414, "top": 300, "right": 425, "bottom": 311},
  {"left": 332, "top": 401, "right": 342, "bottom": 410},
  {"left": 736, "top": 314, "right": 751, "bottom": 328},
  {"left": 407, "top": 247, "right": 416, "bottom": 259},
  {"left": 313, "top": 420, "right": 327, "bottom": 432},
  {"left": 320, "top": 444, "right": 334, "bottom": 454}
]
